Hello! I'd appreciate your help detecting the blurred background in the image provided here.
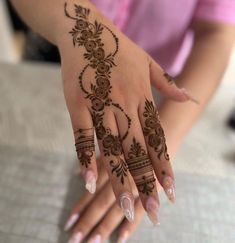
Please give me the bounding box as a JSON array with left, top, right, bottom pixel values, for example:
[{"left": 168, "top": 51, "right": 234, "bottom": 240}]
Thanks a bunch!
[{"left": 0, "top": 1, "right": 235, "bottom": 243}]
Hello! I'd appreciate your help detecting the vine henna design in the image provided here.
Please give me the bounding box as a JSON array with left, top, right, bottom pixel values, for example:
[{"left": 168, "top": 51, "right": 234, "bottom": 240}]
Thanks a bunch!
[
  {"left": 75, "top": 128, "right": 95, "bottom": 168},
  {"left": 64, "top": 3, "right": 131, "bottom": 184},
  {"left": 143, "top": 99, "right": 170, "bottom": 161},
  {"left": 127, "top": 138, "right": 156, "bottom": 195}
]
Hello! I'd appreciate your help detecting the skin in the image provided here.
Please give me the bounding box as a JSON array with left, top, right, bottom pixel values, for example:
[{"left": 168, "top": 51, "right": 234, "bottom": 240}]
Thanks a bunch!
[
  {"left": 11, "top": 0, "right": 194, "bottom": 227},
  {"left": 10, "top": 0, "right": 235, "bottom": 242},
  {"left": 63, "top": 21, "right": 235, "bottom": 242}
]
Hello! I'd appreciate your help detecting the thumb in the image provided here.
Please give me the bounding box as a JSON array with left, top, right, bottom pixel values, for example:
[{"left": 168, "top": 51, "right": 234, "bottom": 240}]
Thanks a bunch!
[{"left": 149, "top": 57, "right": 198, "bottom": 103}]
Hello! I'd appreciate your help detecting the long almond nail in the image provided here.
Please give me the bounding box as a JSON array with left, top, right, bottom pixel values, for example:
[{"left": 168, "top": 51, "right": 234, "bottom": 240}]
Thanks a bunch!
[
  {"left": 64, "top": 213, "right": 80, "bottom": 231},
  {"left": 120, "top": 192, "right": 134, "bottom": 222},
  {"left": 68, "top": 232, "right": 83, "bottom": 243},
  {"left": 117, "top": 231, "right": 129, "bottom": 243},
  {"left": 85, "top": 170, "right": 96, "bottom": 194},
  {"left": 163, "top": 176, "right": 175, "bottom": 203},
  {"left": 146, "top": 197, "right": 160, "bottom": 226},
  {"left": 181, "top": 88, "right": 200, "bottom": 105},
  {"left": 88, "top": 234, "right": 101, "bottom": 243}
]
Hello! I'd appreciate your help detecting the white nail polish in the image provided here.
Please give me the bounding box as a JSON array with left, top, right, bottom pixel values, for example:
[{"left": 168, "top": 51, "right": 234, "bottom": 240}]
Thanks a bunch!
[
  {"left": 68, "top": 232, "right": 83, "bottom": 243},
  {"left": 120, "top": 192, "right": 134, "bottom": 222},
  {"left": 181, "top": 88, "right": 200, "bottom": 105},
  {"left": 117, "top": 231, "right": 129, "bottom": 243},
  {"left": 146, "top": 197, "right": 160, "bottom": 226},
  {"left": 89, "top": 234, "right": 101, "bottom": 243},
  {"left": 163, "top": 176, "right": 176, "bottom": 203},
  {"left": 64, "top": 213, "right": 80, "bottom": 231},
  {"left": 85, "top": 170, "right": 96, "bottom": 194}
]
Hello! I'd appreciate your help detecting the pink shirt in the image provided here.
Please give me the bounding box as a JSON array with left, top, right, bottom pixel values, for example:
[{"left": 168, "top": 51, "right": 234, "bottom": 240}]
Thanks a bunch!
[{"left": 91, "top": 0, "right": 235, "bottom": 75}]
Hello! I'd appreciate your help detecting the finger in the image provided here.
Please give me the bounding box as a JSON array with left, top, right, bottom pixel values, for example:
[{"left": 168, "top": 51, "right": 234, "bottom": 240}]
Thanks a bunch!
[
  {"left": 87, "top": 203, "right": 124, "bottom": 243},
  {"left": 64, "top": 159, "right": 109, "bottom": 231},
  {"left": 148, "top": 57, "right": 198, "bottom": 103},
  {"left": 118, "top": 198, "right": 145, "bottom": 243},
  {"left": 93, "top": 109, "right": 135, "bottom": 222},
  {"left": 139, "top": 97, "right": 176, "bottom": 203},
  {"left": 72, "top": 108, "right": 98, "bottom": 194},
  {"left": 69, "top": 181, "right": 115, "bottom": 243},
  {"left": 114, "top": 105, "right": 160, "bottom": 225}
]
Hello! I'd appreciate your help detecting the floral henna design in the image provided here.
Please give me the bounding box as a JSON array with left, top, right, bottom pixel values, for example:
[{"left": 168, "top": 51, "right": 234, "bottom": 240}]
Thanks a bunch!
[
  {"left": 75, "top": 128, "right": 95, "bottom": 168},
  {"left": 127, "top": 138, "right": 156, "bottom": 195},
  {"left": 65, "top": 3, "right": 131, "bottom": 184},
  {"left": 143, "top": 99, "right": 169, "bottom": 161},
  {"left": 163, "top": 72, "right": 175, "bottom": 84}
]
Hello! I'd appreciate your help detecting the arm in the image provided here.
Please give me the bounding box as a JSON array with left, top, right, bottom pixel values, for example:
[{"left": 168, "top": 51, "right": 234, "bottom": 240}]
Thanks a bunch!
[{"left": 159, "top": 21, "right": 235, "bottom": 156}]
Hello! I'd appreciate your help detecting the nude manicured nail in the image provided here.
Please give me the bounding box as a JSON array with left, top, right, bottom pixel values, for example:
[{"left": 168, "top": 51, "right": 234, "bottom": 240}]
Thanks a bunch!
[
  {"left": 85, "top": 170, "right": 96, "bottom": 194},
  {"left": 146, "top": 197, "right": 160, "bottom": 226},
  {"left": 181, "top": 88, "right": 200, "bottom": 105},
  {"left": 88, "top": 234, "right": 101, "bottom": 243},
  {"left": 64, "top": 213, "right": 80, "bottom": 231},
  {"left": 120, "top": 192, "right": 134, "bottom": 222},
  {"left": 68, "top": 232, "right": 83, "bottom": 243},
  {"left": 163, "top": 176, "right": 176, "bottom": 203},
  {"left": 117, "top": 231, "right": 129, "bottom": 243}
]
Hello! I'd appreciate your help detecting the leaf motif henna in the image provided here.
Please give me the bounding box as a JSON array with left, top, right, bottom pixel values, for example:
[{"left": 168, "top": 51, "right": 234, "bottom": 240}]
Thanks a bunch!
[
  {"left": 127, "top": 138, "right": 156, "bottom": 195},
  {"left": 75, "top": 128, "right": 95, "bottom": 168},
  {"left": 143, "top": 99, "right": 169, "bottom": 161},
  {"left": 65, "top": 3, "right": 131, "bottom": 184},
  {"left": 110, "top": 158, "right": 128, "bottom": 185}
]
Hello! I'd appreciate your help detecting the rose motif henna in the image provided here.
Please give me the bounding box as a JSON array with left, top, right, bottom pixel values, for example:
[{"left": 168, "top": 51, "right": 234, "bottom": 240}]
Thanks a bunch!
[
  {"left": 64, "top": 3, "right": 131, "bottom": 184},
  {"left": 127, "top": 138, "right": 156, "bottom": 195},
  {"left": 143, "top": 99, "right": 169, "bottom": 161}
]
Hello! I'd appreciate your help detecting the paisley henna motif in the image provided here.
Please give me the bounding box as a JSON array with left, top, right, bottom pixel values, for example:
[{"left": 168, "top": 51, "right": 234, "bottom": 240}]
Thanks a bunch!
[{"left": 143, "top": 99, "right": 169, "bottom": 161}]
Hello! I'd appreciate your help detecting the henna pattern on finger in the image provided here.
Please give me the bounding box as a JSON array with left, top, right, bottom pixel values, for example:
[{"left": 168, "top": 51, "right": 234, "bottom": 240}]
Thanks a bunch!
[
  {"left": 65, "top": 3, "right": 131, "bottom": 184},
  {"left": 75, "top": 128, "right": 95, "bottom": 168},
  {"left": 143, "top": 99, "right": 169, "bottom": 161},
  {"left": 127, "top": 138, "right": 156, "bottom": 195},
  {"left": 164, "top": 72, "right": 175, "bottom": 84}
]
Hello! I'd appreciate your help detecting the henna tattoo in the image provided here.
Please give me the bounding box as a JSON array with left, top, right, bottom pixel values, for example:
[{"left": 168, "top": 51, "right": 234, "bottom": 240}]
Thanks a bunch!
[
  {"left": 75, "top": 128, "right": 95, "bottom": 168},
  {"left": 127, "top": 138, "right": 156, "bottom": 195},
  {"left": 65, "top": 3, "right": 131, "bottom": 184},
  {"left": 110, "top": 158, "right": 128, "bottom": 185},
  {"left": 164, "top": 72, "right": 175, "bottom": 84},
  {"left": 143, "top": 99, "right": 169, "bottom": 161}
]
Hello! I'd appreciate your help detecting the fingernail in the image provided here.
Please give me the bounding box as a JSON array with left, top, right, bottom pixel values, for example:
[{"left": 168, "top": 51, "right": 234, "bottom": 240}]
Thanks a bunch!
[
  {"left": 117, "top": 231, "right": 129, "bottom": 243},
  {"left": 85, "top": 170, "right": 96, "bottom": 194},
  {"left": 163, "top": 176, "right": 176, "bottom": 203},
  {"left": 64, "top": 213, "right": 80, "bottom": 231},
  {"left": 88, "top": 234, "right": 101, "bottom": 243},
  {"left": 120, "top": 192, "right": 134, "bottom": 222},
  {"left": 181, "top": 88, "right": 200, "bottom": 105},
  {"left": 146, "top": 197, "right": 160, "bottom": 226},
  {"left": 68, "top": 232, "right": 83, "bottom": 243}
]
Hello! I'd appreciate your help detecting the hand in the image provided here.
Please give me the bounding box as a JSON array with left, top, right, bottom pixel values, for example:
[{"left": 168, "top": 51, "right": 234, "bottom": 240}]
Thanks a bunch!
[
  {"left": 59, "top": 0, "right": 193, "bottom": 228},
  {"left": 64, "top": 158, "right": 156, "bottom": 243}
]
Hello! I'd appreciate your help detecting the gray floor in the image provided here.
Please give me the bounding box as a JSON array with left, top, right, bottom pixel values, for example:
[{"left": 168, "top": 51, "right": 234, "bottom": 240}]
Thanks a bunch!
[{"left": 0, "top": 62, "right": 235, "bottom": 243}]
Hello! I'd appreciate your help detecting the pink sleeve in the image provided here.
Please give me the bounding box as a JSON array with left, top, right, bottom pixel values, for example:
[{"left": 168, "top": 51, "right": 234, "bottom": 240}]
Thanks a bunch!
[{"left": 194, "top": 0, "right": 235, "bottom": 24}]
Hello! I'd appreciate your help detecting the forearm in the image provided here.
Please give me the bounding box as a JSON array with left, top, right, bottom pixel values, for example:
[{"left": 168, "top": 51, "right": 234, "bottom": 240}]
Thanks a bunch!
[
  {"left": 159, "top": 23, "right": 235, "bottom": 156},
  {"left": 10, "top": 0, "right": 98, "bottom": 44}
]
